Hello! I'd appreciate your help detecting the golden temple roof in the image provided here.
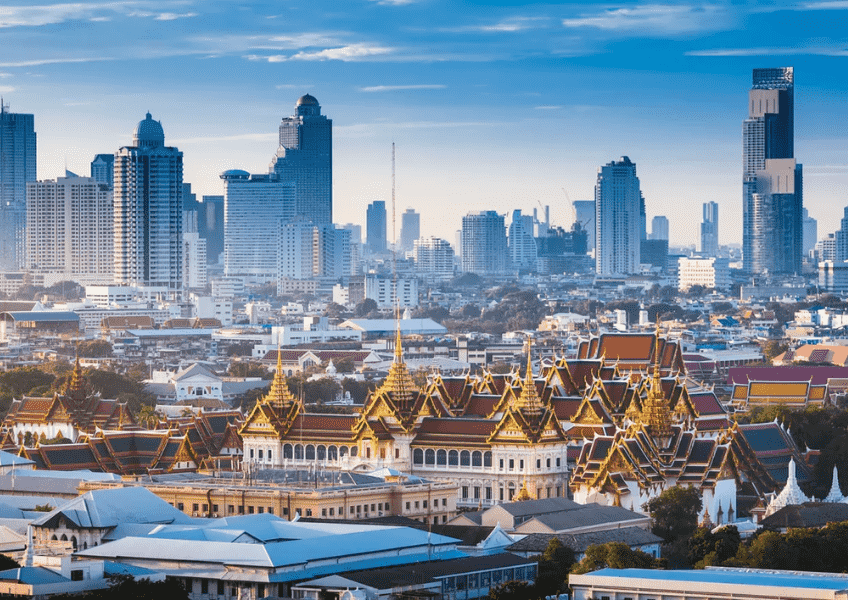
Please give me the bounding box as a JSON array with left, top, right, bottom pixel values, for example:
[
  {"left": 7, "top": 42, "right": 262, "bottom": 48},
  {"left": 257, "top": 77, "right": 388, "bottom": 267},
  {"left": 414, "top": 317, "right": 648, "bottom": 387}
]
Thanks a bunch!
[{"left": 263, "top": 346, "right": 298, "bottom": 411}]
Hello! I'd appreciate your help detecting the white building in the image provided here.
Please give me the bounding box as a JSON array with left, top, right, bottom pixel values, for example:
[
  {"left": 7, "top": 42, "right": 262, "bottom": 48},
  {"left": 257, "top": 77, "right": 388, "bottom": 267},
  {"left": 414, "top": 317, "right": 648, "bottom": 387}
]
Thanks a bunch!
[
  {"left": 210, "top": 276, "right": 245, "bottom": 298},
  {"left": 26, "top": 175, "right": 113, "bottom": 286},
  {"left": 414, "top": 237, "right": 454, "bottom": 281},
  {"left": 114, "top": 113, "right": 183, "bottom": 298},
  {"left": 678, "top": 257, "right": 731, "bottom": 291},
  {"left": 365, "top": 275, "right": 419, "bottom": 309},
  {"left": 222, "top": 170, "right": 295, "bottom": 283},
  {"left": 508, "top": 210, "right": 537, "bottom": 270},
  {"left": 596, "top": 157, "right": 642, "bottom": 276},
  {"left": 191, "top": 294, "right": 233, "bottom": 326},
  {"left": 183, "top": 231, "right": 207, "bottom": 290},
  {"left": 819, "top": 260, "right": 848, "bottom": 294}
]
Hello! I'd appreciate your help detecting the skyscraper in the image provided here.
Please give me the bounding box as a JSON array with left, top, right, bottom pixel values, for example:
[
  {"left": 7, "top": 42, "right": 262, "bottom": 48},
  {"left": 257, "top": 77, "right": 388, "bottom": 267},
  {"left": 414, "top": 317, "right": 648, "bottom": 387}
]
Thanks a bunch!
[
  {"left": 113, "top": 113, "right": 183, "bottom": 296},
  {"left": 743, "top": 67, "right": 803, "bottom": 274},
  {"left": 649, "top": 216, "right": 669, "bottom": 241},
  {"left": 508, "top": 209, "right": 537, "bottom": 270},
  {"left": 0, "top": 102, "right": 36, "bottom": 272},
  {"left": 595, "top": 157, "right": 642, "bottom": 276},
  {"left": 199, "top": 195, "right": 225, "bottom": 265},
  {"left": 802, "top": 207, "right": 817, "bottom": 257},
  {"left": 701, "top": 201, "right": 719, "bottom": 257},
  {"left": 90, "top": 154, "right": 114, "bottom": 187},
  {"left": 366, "top": 200, "right": 387, "bottom": 253},
  {"left": 270, "top": 94, "right": 332, "bottom": 224},
  {"left": 573, "top": 200, "right": 595, "bottom": 251},
  {"left": 399, "top": 208, "right": 420, "bottom": 252},
  {"left": 461, "top": 211, "right": 507, "bottom": 275}
]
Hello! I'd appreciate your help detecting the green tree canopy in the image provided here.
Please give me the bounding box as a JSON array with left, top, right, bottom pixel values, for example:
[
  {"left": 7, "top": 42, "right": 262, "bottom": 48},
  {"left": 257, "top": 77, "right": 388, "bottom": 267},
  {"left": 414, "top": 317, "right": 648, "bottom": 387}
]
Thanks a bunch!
[
  {"left": 645, "top": 486, "right": 702, "bottom": 543},
  {"left": 570, "top": 542, "right": 661, "bottom": 574}
]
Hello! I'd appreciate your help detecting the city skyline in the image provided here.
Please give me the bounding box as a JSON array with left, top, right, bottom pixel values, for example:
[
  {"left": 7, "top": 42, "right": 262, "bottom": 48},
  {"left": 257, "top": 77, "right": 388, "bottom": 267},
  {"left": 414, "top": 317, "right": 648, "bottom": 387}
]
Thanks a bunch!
[{"left": 1, "top": 1, "right": 846, "bottom": 246}]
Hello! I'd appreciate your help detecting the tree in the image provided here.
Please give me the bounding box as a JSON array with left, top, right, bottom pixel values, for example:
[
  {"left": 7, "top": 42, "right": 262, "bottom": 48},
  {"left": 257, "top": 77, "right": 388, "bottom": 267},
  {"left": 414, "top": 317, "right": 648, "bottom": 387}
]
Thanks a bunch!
[
  {"left": 355, "top": 298, "right": 378, "bottom": 317},
  {"left": 688, "top": 526, "right": 741, "bottom": 567},
  {"left": 487, "top": 580, "right": 540, "bottom": 600},
  {"left": 761, "top": 340, "right": 789, "bottom": 363},
  {"left": 535, "top": 538, "right": 575, "bottom": 596},
  {"left": 228, "top": 362, "right": 272, "bottom": 379},
  {"left": 342, "top": 378, "right": 371, "bottom": 404},
  {"left": 570, "top": 542, "right": 660, "bottom": 574},
  {"left": 461, "top": 303, "right": 481, "bottom": 318},
  {"left": 645, "top": 485, "right": 702, "bottom": 543},
  {"left": 76, "top": 340, "right": 113, "bottom": 358}
]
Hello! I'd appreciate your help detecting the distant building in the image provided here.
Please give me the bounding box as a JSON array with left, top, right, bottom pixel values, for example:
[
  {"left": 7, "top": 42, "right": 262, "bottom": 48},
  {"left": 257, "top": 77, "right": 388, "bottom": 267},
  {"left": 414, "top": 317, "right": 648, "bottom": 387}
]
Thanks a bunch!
[
  {"left": 701, "top": 201, "right": 719, "bottom": 256},
  {"left": 414, "top": 237, "right": 455, "bottom": 281},
  {"left": 461, "top": 211, "right": 507, "bottom": 275},
  {"left": 400, "top": 208, "right": 420, "bottom": 252},
  {"left": 113, "top": 113, "right": 183, "bottom": 297},
  {"left": 508, "top": 210, "right": 537, "bottom": 270},
  {"left": 366, "top": 200, "right": 387, "bottom": 252},
  {"left": 596, "top": 157, "right": 642, "bottom": 275},
  {"left": 819, "top": 260, "right": 848, "bottom": 294},
  {"left": 269, "top": 94, "right": 332, "bottom": 224},
  {"left": 89, "top": 153, "right": 114, "bottom": 187},
  {"left": 0, "top": 102, "right": 36, "bottom": 272},
  {"left": 573, "top": 200, "right": 595, "bottom": 251},
  {"left": 802, "top": 207, "right": 817, "bottom": 256},
  {"left": 678, "top": 256, "right": 730, "bottom": 291},
  {"left": 199, "top": 194, "right": 224, "bottom": 265},
  {"left": 649, "top": 215, "right": 669, "bottom": 241},
  {"left": 640, "top": 239, "right": 668, "bottom": 271}
]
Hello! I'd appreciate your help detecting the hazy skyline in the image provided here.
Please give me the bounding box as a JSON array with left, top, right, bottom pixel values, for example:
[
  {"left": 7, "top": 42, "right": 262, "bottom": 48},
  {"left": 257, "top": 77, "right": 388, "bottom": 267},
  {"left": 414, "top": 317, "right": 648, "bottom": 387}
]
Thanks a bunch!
[{"left": 2, "top": 0, "right": 846, "bottom": 247}]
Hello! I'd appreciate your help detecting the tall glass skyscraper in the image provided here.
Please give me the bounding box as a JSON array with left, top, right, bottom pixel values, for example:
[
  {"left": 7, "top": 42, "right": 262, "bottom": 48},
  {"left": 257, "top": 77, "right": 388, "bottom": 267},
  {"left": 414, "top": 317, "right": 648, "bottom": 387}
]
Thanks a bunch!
[
  {"left": 0, "top": 102, "right": 36, "bottom": 272},
  {"left": 701, "top": 201, "right": 719, "bottom": 257},
  {"left": 113, "top": 113, "right": 183, "bottom": 296},
  {"left": 743, "top": 67, "right": 802, "bottom": 275},
  {"left": 270, "top": 94, "right": 332, "bottom": 224},
  {"left": 595, "top": 157, "right": 642, "bottom": 276},
  {"left": 366, "top": 200, "right": 387, "bottom": 252},
  {"left": 461, "top": 210, "right": 507, "bottom": 275}
]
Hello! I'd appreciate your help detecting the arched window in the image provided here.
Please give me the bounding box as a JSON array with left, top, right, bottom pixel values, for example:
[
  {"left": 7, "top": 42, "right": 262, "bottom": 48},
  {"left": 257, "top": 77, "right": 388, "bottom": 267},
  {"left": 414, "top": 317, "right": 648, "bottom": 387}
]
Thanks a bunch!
[
  {"left": 328, "top": 446, "right": 338, "bottom": 460},
  {"left": 425, "top": 449, "right": 436, "bottom": 465},
  {"left": 305, "top": 445, "right": 315, "bottom": 460},
  {"left": 60, "top": 534, "right": 67, "bottom": 541},
  {"left": 294, "top": 444, "right": 304, "bottom": 460},
  {"left": 51, "top": 534, "right": 58, "bottom": 541},
  {"left": 350, "top": 446, "right": 358, "bottom": 457},
  {"left": 484, "top": 451, "right": 492, "bottom": 467},
  {"left": 83, "top": 542, "right": 87, "bottom": 549},
  {"left": 460, "top": 450, "right": 470, "bottom": 466},
  {"left": 340, "top": 446, "right": 348, "bottom": 457},
  {"left": 436, "top": 449, "right": 447, "bottom": 466},
  {"left": 71, "top": 536, "right": 77, "bottom": 550},
  {"left": 508, "top": 482, "right": 516, "bottom": 500},
  {"left": 283, "top": 444, "right": 293, "bottom": 459},
  {"left": 413, "top": 449, "right": 424, "bottom": 465},
  {"left": 472, "top": 451, "right": 482, "bottom": 467},
  {"left": 448, "top": 450, "right": 459, "bottom": 466},
  {"left": 317, "top": 445, "right": 326, "bottom": 460}
]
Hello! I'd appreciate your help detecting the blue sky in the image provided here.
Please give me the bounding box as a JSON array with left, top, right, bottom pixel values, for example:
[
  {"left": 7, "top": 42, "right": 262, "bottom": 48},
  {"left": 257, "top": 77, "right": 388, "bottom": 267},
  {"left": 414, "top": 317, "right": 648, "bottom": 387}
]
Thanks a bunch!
[{"left": 1, "top": 0, "right": 846, "bottom": 246}]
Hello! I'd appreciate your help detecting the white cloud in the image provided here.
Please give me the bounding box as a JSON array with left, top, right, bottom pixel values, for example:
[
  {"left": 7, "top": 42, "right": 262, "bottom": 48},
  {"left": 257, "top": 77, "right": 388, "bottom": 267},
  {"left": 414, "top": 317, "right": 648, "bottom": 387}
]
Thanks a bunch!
[
  {"left": 0, "top": 86, "right": 16, "bottom": 93},
  {"left": 368, "top": 0, "right": 417, "bottom": 5},
  {"left": 359, "top": 84, "right": 445, "bottom": 92},
  {"left": 155, "top": 12, "right": 198, "bottom": 21},
  {"left": 801, "top": 1, "right": 848, "bottom": 9},
  {"left": 290, "top": 44, "right": 395, "bottom": 61},
  {"left": 562, "top": 4, "right": 731, "bottom": 35},
  {"left": 534, "top": 105, "right": 562, "bottom": 110},
  {"left": 0, "top": 72, "right": 11, "bottom": 78},
  {"left": 687, "top": 46, "right": 848, "bottom": 56},
  {"left": 0, "top": 57, "right": 114, "bottom": 67},
  {"left": 0, "top": 1, "right": 196, "bottom": 28},
  {"left": 269, "top": 33, "right": 344, "bottom": 48}
]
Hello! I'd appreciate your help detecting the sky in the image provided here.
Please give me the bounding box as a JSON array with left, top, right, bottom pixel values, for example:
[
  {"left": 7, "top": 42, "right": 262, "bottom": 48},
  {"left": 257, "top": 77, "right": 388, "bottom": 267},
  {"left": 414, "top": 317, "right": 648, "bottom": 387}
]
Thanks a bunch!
[{"left": 1, "top": 0, "right": 846, "bottom": 247}]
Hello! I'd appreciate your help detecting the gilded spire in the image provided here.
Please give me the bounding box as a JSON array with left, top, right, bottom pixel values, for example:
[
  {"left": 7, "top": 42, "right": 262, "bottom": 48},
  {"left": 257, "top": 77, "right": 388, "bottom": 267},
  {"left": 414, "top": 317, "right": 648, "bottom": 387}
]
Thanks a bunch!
[
  {"left": 65, "top": 354, "right": 87, "bottom": 402},
  {"left": 641, "top": 324, "right": 672, "bottom": 439},
  {"left": 517, "top": 337, "right": 545, "bottom": 421},
  {"left": 380, "top": 326, "right": 417, "bottom": 411},
  {"left": 264, "top": 347, "right": 297, "bottom": 411}
]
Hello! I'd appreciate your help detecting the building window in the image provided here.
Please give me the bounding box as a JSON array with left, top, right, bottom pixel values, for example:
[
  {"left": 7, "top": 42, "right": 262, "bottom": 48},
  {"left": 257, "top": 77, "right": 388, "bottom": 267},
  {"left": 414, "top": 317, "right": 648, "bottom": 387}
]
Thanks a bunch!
[
  {"left": 499, "top": 459, "right": 504, "bottom": 469},
  {"left": 474, "top": 486, "right": 480, "bottom": 500},
  {"left": 248, "top": 506, "right": 254, "bottom": 514},
  {"left": 192, "top": 503, "right": 199, "bottom": 513},
  {"left": 258, "top": 506, "right": 264, "bottom": 514},
  {"left": 306, "top": 509, "right": 312, "bottom": 517},
  {"left": 519, "top": 459, "right": 524, "bottom": 470},
  {"left": 415, "top": 501, "right": 420, "bottom": 509},
  {"left": 212, "top": 504, "right": 219, "bottom": 513},
  {"left": 422, "top": 500, "right": 428, "bottom": 509},
  {"left": 462, "top": 486, "right": 469, "bottom": 499},
  {"left": 268, "top": 507, "right": 274, "bottom": 514},
  {"left": 442, "top": 498, "right": 447, "bottom": 506},
  {"left": 508, "top": 459, "right": 514, "bottom": 470},
  {"left": 406, "top": 502, "right": 411, "bottom": 511},
  {"left": 178, "top": 503, "right": 185, "bottom": 511},
  {"left": 201, "top": 580, "right": 208, "bottom": 594},
  {"left": 556, "top": 457, "right": 561, "bottom": 467},
  {"left": 218, "top": 581, "right": 225, "bottom": 595},
  {"left": 395, "top": 448, "right": 400, "bottom": 459},
  {"left": 536, "top": 459, "right": 541, "bottom": 470}
]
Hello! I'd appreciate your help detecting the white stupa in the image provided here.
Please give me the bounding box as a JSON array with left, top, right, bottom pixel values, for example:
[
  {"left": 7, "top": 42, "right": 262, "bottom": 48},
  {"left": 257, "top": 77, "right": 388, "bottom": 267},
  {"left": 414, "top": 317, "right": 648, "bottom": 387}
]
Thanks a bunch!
[
  {"left": 765, "top": 457, "right": 811, "bottom": 517},
  {"left": 824, "top": 465, "right": 845, "bottom": 503}
]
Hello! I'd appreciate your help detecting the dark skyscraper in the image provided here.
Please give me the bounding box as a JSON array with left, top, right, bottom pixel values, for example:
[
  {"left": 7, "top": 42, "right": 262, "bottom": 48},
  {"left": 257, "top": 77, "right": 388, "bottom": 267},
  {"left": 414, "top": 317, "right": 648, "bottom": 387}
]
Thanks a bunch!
[
  {"left": 90, "top": 153, "right": 114, "bottom": 188},
  {"left": 701, "top": 201, "right": 719, "bottom": 257},
  {"left": 743, "top": 67, "right": 802, "bottom": 275},
  {"left": 366, "top": 200, "right": 387, "bottom": 252},
  {"left": 270, "top": 94, "right": 332, "bottom": 224},
  {"left": 0, "top": 101, "right": 36, "bottom": 271},
  {"left": 400, "top": 208, "right": 420, "bottom": 252}
]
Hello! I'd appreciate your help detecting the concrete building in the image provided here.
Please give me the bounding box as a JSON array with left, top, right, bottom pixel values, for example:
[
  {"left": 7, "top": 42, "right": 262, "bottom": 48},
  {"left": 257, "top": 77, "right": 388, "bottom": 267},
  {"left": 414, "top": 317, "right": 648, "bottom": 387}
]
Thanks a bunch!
[
  {"left": 743, "top": 67, "right": 803, "bottom": 275},
  {"left": 400, "top": 208, "right": 420, "bottom": 253},
  {"left": 113, "top": 113, "right": 183, "bottom": 297},
  {"left": 508, "top": 209, "right": 537, "bottom": 270},
  {"left": 366, "top": 200, "right": 387, "bottom": 253},
  {"left": 414, "top": 236, "right": 455, "bottom": 281},
  {"left": 199, "top": 194, "right": 224, "bottom": 265},
  {"left": 26, "top": 175, "right": 113, "bottom": 286},
  {"left": 573, "top": 200, "right": 595, "bottom": 251},
  {"left": 803, "top": 207, "right": 817, "bottom": 256},
  {"left": 222, "top": 169, "right": 295, "bottom": 283},
  {"left": 701, "top": 201, "right": 719, "bottom": 256},
  {"left": 270, "top": 94, "right": 332, "bottom": 225},
  {"left": 677, "top": 257, "right": 731, "bottom": 291},
  {"left": 89, "top": 153, "right": 113, "bottom": 187},
  {"left": 0, "top": 101, "right": 36, "bottom": 272},
  {"left": 182, "top": 231, "right": 207, "bottom": 290},
  {"left": 649, "top": 215, "right": 669, "bottom": 241},
  {"left": 595, "top": 157, "right": 642, "bottom": 276},
  {"left": 819, "top": 260, "right": 848, "bottom": 294},
  {"left": 461, "top": 211, "right": 507, "bottom": 275}
]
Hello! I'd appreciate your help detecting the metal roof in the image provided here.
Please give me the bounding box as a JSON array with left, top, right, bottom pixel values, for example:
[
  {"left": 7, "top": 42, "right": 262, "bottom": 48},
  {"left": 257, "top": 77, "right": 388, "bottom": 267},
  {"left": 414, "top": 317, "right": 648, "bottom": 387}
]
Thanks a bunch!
[{"left": 1, "top": 311, "right": 80, "bottom": 322}]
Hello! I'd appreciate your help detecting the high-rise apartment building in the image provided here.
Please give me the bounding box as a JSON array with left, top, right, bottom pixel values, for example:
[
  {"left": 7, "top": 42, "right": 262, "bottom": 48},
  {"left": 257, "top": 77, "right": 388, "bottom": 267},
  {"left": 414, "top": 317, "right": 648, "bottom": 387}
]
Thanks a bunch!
[
  {"left": 113, "top": 113, "right": 183, "bottom": 296},
  {"left": 461, "top": 211, "right": 507, "bottom": 275},
  {"left": 222, "top": 170, "right": 295, "bottom": 283},
  {"left": 0, "top": 102, "right": 36, "bottom": 272},
  {"left": 595, "top": 157, "right": 642, "bottom": 276},
  {"left": 199, "top": 195, "right": 224, "bottom": 265},
  {"left": 802, "top": 208, "right": 817, "bottom": 257},
  {"left": 649, "top": 216, "right": 669, "bottom": 241},
  {"left": 701, "top": 201, "right": 719, "bottom": 257},
  {"left": 270, "top": 94, "right": 332, "bottom": 224},
  {"left": 90, "top": 154, "right": 114, "bottom": 188},
  {"left": 400, "top": 208, "right": 420, "bottom": 253},
  {"left": 508, "top": 210, "right": 537, "bottom": 270},
  {"left": 573, "top": 200, "right": 595, "bottom": 252},
  {"left": 26, "top": 175, "right": 113, "bottom": 285},
  {"left": 366, "top": 201, "right": 387, "bottom": 253},
  {"left": 414, "top": 237, "right": 455, "bottom": 281},
  {"left": 742, "top": 67, "right": 803, "bottom": 274}
]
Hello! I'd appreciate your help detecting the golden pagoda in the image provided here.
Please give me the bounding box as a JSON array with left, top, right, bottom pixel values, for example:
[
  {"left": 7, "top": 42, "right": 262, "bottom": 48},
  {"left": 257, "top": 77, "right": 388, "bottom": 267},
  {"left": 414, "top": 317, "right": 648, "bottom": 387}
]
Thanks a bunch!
[
  {"left": 65, "top": 355, "right": 88, "bottom": 406},
  {"left": 263, "top": 347, "right": 298, "bottom": 412},
  {"left": 376, "top": 327, "right": 418, "bottom": 415},
  {"left": 640, "top": 324, "right": 672, "bottom": 441},
  {"left": 516, "top": 338, "right": 545, "bottom": 423}
]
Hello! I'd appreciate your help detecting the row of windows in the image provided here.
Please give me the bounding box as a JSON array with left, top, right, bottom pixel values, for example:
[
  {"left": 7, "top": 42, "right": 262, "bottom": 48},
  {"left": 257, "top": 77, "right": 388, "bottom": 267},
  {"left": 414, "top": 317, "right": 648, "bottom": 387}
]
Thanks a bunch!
[{"left": 413, "top": 449, "right": 491, "bottom": 467}]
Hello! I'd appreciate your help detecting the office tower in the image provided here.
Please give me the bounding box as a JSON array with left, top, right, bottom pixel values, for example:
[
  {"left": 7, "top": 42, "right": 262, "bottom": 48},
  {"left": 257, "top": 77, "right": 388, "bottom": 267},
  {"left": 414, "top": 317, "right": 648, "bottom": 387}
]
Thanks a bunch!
[
  {"left": 817, "top": 233, "right": 837, "bottom": 263},
  {"left": 199, "top": 195, "right": 224, "bottom": 264},
  {"left": 26, "top": 175, "right": 112, "bottom": 284},
  {"left": 366, "top": 200, "right": 387, "bottom": 253},
  {"left": 222, "top": 170, "right": 295, "bottom": 283},
  {"left": 0, "top": 102, "right": 36, "bottom": 272},
  {"left": 270, "top": 94, "right": 332, "bottom": 224},
  {"left": 414, "top": 237, "right": 455, "bottom": 281},
  {"left": 640, "top": 194, "right": 647, "bottom": 241},
  {"left": 183, "top": 232, "right": 207, "bottom": 290},
  {"left": 113, "top": 113, "right": 183, "bottom": 296},
  {"left": 701, "top": 201, "right": 719, "bottom": 257},
  {"left": 649, "top": 216, "right": 669, "bottom": 241},
  {"left": 400, "top": 208, "right": 420, "bottom": 252},
  {"left": 595, "top": 157, "right": 642, "bottom": 276},
  {"left": 313, "top": 225, "right": 351, "bottom": 279},
  {"left": 640, "top": 239, "right": 668, "bottom": 271},
  {"left": 573, "top": 200, "right": 595, "bottom": 251},
  {"left": 461, "top": 211, "right": 507, "bottom": 275},
  {"left": 742, "top": 67, "right": 802, "bottom": 274},
  {"left": 802, "top": 208, "right": 817, "bottom": 256},
  {"left": 508, "top": 209, "right": 537, "bottom": 270},
  {"left": 90, "top": 154, "right": 114, "bottom": 188},
  {"left": 340, "top": 223, "right": 362, "bottom": 245},
  {"left": 533, "top": 205, "right": 550, "bottom": 237}
]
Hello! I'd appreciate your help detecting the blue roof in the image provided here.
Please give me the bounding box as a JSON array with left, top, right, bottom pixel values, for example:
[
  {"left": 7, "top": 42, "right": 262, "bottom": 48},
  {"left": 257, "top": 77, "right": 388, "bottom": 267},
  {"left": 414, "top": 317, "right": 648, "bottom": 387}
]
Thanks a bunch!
[
  {"left": 0, "top": 566, "right": 68, "bottom": 585},
  {"left": 2, "top": 311, "right": 79, "bottom": 322},
  {"left": 586, "top": 569, "right": 848, "bottom": 591}
]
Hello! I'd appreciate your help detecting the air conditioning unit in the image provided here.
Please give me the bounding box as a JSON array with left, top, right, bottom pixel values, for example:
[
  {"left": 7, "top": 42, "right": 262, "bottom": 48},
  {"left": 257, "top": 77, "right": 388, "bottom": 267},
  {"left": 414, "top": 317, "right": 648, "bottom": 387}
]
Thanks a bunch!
[{"left": 192, "top": 512, "right": 199, "bottom": 517}]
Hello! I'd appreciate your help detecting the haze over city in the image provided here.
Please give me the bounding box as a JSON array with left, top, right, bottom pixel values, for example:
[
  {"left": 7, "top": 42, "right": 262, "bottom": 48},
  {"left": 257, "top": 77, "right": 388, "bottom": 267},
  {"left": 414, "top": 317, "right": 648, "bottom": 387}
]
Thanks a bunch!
[{"left": 1, "top": 0, "right": 847, "bottom": 245}]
